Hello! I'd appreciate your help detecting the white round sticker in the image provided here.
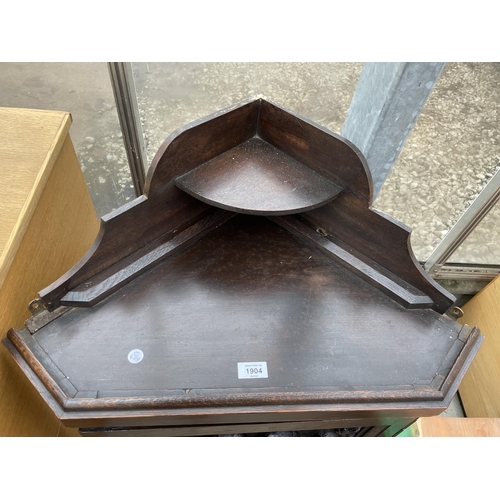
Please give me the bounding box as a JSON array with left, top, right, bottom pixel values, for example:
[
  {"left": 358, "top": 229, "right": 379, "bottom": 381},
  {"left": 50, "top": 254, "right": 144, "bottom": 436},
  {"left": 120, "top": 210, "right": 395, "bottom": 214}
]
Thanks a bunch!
[{"left": 128, "top": 349, "right": 144, "bottom": 364}]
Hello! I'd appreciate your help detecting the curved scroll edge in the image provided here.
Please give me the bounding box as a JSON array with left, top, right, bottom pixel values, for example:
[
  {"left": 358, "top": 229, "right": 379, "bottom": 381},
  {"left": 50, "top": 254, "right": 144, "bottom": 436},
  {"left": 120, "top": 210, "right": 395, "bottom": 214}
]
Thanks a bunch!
[
  {"left": 259, "top": 98, "right": 374, "bottom": 205},
  {"left": 38, "top": 195, "right": 150, "bottom": 308},
  {"left": 371, "top": 207, "right": 456, "bottom": 309},
  {"left": 143, "top": 97, "right": 260, "bottom": 196},
  {"left": 38, "top": 219, "right": 106, "bottom": 308}
]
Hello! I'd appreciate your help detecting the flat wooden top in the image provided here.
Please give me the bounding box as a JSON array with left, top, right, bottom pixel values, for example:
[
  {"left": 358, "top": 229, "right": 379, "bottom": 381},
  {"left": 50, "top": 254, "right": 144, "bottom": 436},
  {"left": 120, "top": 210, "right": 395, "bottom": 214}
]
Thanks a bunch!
[
  {"left": 175, "top": 138, "right": 343, "bottom": 215},
  {"left": 416, "top": 417, "right": 500, "bottom": 437},
  {"left": 34, "top": 216, "right": 462, "bottom": 399},
  {"left": 0, "top": 108, "right": 71, "bottom": 288},
  {"left": 458, "top": 275, "right": 500, "bottom": 417}
]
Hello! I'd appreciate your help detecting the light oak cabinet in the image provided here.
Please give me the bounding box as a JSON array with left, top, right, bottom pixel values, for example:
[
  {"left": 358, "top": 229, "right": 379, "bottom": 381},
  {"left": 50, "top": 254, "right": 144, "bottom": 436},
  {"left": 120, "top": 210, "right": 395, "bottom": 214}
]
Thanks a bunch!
[
  {"left": 459, "top": 275, "right": 500, "bottom": 417},
  {"left": 0, "top": 108, "right": 100, "bottom": 436}
]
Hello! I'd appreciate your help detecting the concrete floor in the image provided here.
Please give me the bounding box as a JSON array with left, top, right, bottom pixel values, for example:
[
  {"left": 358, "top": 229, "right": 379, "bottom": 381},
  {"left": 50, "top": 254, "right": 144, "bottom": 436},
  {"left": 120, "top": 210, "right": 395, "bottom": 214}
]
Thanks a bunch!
[
  {"left": 1, "top": 62, "right": 498, "bottom": 263},
  {"left": 441, "top": 394, "right": 465, "bottom": 418}
]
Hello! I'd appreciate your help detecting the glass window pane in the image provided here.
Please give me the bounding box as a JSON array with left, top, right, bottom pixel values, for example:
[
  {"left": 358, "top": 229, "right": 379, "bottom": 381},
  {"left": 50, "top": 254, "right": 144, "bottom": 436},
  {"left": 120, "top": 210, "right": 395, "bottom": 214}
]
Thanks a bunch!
[
  {"left": 374, "top": 62, "right": 500, "bottom": 262},
  {"left": 0, "top": 62, "right": 135, "bottom": 216},
  {"left": 132, "top": 62, "right": 363, "bottom": 167},
  {"left": 446, "top": 199, "right": 500, "bottom": 265}
]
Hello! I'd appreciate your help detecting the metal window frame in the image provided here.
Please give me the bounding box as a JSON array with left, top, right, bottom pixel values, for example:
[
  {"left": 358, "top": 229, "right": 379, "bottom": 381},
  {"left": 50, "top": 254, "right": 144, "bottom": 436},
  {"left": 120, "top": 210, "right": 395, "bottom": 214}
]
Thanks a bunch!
[
  {"left": 424, "top": 168, "right": 500, "bottom": 276},
  {"left": 108, "top": 62, "right": 147, "bottom": 196},
  {"left": 342, "top": 62, "right": 445, "bottom": 199},
  {"left": 109, "top": 61, "right": 500, "bottom": 288}
]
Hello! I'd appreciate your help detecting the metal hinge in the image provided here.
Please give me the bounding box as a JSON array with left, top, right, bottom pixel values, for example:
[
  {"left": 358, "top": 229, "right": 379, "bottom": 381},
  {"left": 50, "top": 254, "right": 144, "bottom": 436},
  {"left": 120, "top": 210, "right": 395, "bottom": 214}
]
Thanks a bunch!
[
  {"left": 28, "top": 298, "right": 46, "bottom": 316},
  {"left": 445, "top": 305, "right": 464, "bottom": 320}
]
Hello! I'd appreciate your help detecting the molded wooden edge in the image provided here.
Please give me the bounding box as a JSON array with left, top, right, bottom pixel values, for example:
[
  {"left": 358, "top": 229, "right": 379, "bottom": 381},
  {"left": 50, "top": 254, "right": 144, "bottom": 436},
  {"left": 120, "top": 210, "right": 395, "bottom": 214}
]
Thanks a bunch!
[
  {"left": 6, "top": 329, "right": 69, "bottom": 408},
  {"left": 2, "top": 337, "right": 65, "bottom": 419},
  {"left": 440, "top": 327, "right": 484, "bottom": 405},
  {"left": 62, "top": 389, "right": 443, "bottom": 412},
  {"left": 1, "top": 337, "right": 451, "bottom": 431},
  {"left": 1, "top": 331, "right": 449, "bottom": 429},
  {"left": 430, "top": 327, "right": 472, "bottom": 390},
  {"left": 58, "top": 401, "right": 449, "bottom": 429},
  {"left": 0, "top": 112, "right": 72, "bottom": 289},
  {"left": 7, "top": 325, "right": 475, "bottom": 421},
  {"left": 3, "top": 326, "right": 450, "bottom": 413},
  {"left": 9, "top": 328, "right": 77, "bottom": 396},
  {"left": 272, "top": 215, "right": 434, "bottom": 309},
  {"left": 2, "top": 338, "right": 446, "bottom": 427},
  {"left": 175, "top": 176, "right": 343, "bottom": 216}
]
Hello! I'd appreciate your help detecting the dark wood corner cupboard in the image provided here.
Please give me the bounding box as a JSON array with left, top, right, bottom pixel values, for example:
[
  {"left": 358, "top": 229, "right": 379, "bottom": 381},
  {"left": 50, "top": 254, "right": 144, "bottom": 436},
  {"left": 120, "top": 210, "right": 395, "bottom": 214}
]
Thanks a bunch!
[{"left": 3, "top": 98, "right": 483, "bottom": 437}]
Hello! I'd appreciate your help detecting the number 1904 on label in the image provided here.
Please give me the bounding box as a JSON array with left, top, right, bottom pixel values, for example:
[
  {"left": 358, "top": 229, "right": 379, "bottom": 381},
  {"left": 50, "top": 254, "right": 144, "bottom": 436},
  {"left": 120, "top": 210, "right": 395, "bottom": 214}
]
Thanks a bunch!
[
  {"left": 237, "top": 361, "right": 268, "bottom": 379},
  {"left": 247, "top": 367, "right": 262, "bottom": 375}
]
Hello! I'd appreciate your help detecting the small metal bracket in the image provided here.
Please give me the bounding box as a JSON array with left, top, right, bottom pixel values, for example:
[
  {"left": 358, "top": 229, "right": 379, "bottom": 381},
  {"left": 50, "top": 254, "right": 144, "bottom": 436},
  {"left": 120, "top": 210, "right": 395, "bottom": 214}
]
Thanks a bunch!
[
  {"left": 446, "top": 306, "right": 464, "bottom": 320},
  {"left": 28, "top": 298, "right": 46, "bottom": 316}
]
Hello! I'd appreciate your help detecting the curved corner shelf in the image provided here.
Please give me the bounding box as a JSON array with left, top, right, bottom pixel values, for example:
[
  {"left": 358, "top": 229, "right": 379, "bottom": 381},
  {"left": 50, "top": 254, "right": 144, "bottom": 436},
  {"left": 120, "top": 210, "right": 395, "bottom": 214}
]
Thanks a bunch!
[{"left": 174, "top": 137, "right": 343, "bottom": 215}]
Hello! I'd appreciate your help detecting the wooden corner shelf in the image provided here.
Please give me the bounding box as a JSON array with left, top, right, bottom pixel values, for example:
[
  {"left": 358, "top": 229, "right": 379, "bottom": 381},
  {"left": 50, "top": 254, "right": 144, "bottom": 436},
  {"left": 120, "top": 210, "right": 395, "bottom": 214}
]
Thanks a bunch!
[
  {"left": 2, "top": 98, "right": 484, "bottom": 437},
  {"left": 175, "top": 137, "right": 343, "bottom": 215}
]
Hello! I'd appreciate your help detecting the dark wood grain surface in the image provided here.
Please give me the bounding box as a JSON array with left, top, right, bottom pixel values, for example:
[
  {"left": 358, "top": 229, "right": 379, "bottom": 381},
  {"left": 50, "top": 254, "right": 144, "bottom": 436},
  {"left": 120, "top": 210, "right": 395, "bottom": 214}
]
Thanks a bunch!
[
  {"left": 175, "top": 138, "right": 343, "bottom": 215},
  {"left": 300, "top": 191, "right": 456, "bottom": 313},
  {"left": 34, "top": 216, "right": 462, "bottom": 396},
  {"left": 258, "top": 99, "right": 372, "bottom": 203},
  {"left": 5, "top": 323, "right": 481, "bottom": 432},
  {"left": 1, "top": 335, "right": 455, "bottom": 425},
  {"left": 145, "top": 99, "right": 260, "bottom": 197},
  {"left": 273, "top": 215, "right": 434, "bottom": 309},
  {"left": 61, "top": 210, "right": 235, "bottom": 307}
]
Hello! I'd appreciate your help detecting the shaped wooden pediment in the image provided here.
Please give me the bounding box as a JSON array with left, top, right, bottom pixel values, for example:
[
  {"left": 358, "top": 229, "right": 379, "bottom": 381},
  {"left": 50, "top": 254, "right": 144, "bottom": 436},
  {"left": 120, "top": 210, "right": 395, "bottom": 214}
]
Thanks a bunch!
[{"left": 35, "top": 98, "right": 454, "bottom": 314}]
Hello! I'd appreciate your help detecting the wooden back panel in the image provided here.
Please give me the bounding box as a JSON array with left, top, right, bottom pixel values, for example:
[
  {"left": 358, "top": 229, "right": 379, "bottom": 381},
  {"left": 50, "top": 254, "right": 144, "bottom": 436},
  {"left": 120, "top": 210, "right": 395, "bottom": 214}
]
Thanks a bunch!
[
  {"left": 40, "top": 98, "right": 451, "bottom": 315},
  {"left": 258, "top": 99, "right": 372, "bottom": 203},
  {"left": 40, "top": 100, "right": 260, "bottom": 308},
  {"left": 301, "top": 191, "right": 455, "bottom": 313}
]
